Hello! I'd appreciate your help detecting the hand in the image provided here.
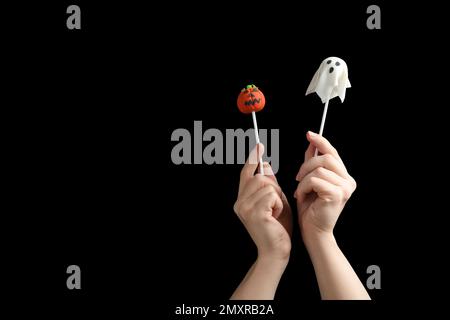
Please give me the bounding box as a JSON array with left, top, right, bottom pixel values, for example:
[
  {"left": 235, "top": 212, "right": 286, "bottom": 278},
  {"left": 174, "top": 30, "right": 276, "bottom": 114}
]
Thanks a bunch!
[
  {"left": 294, "top": 131, "right": 357, "bottom": 240},
  {"left": 234, "top": 143, "right": 292, "bottom": 262},
  {"left": 294, "top": 132, "right": 369, "bottom": 300},
  {"left": 231, "top": 143, "right": 292, "bottom": 300}
]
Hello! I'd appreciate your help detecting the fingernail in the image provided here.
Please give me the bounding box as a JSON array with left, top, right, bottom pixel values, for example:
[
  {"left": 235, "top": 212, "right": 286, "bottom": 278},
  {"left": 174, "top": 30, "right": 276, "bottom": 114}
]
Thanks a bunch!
[
  {"left": 265, "top": 163, "right": 274, "bottom": 176},
  {"left": 308, "top": 131, "right": 317, "bottom": 137}
]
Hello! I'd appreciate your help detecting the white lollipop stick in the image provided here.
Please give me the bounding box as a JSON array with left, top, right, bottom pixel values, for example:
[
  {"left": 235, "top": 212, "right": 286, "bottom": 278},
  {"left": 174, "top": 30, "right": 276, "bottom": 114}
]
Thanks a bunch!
[
  {"left": 252, "top": 111, "right": 264, "bottom": 175},
  {"left": 314, "top": 99, "right": 329, "bottom": 157}
]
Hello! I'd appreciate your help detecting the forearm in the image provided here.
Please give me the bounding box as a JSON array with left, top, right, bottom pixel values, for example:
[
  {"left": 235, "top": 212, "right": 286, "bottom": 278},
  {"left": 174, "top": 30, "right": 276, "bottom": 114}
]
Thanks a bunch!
[
  {"left": 230, "top": 256, "right": 288, "bottom": 300},
  {"left": 303, "top": 231, "right": 370, "bottom": 300}
]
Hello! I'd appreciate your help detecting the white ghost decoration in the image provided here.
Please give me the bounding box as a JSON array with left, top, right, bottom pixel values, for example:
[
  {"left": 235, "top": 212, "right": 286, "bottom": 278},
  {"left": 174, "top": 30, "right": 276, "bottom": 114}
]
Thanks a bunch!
[{"left": 306, "top": 57, "right": 351, "bottom": 103}]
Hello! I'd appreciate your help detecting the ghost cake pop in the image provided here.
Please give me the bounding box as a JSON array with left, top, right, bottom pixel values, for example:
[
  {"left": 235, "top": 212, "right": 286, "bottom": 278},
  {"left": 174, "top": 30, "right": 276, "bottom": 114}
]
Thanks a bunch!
[
  {"left": 306, "top": 57, "right": 351, "bottom": 156},
  {"left": 237, "top": 84, "right": 266, "bottom": 175}
]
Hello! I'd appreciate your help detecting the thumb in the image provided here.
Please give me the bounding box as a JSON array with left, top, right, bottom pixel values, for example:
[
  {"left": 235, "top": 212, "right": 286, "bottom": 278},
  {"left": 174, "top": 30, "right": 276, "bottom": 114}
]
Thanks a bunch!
[
  {"left": 241, "top": 143, "right": 265, "bottom": 182},
  {"left": 262, "top": 162, "right": 277, "bottom": 183}
]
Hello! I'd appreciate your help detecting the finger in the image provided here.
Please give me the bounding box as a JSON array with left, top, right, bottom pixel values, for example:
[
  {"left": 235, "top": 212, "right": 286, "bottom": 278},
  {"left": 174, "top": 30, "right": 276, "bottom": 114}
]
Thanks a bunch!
[
  {"left": 299, "top": 167, "right": 355, "bottom": 199},
  {"left": 261, "top": 162, "right": 277, "bottom": 183},
  {"left": 237, "top": 184, "right": 282, "bottom": 220},
  {"left": 254, "top": 188, "right": 284, "bottom": 219},
  {"left": 239, "top": 173, "right": 282, "bottom": 201},
  {"left": 294, "top": 176, "right": 341, "bottom": 204},
  {"left": 307, "top": 167, "right": 351, "bottom": 187},
  {"left": 249, "top": 184, "right": 281, "bottom": 207},
  {"left": 306, "top": 131, "right": 343, "bottom": 163},
  {"left": 304, "top": 142, "right": 315, "bottom": 162},
  {"left": 296, "top": 153, "right": 348, "bottom": 182},
  {"left": 239, "top": 143, "right": 265, "bottom": 190}
]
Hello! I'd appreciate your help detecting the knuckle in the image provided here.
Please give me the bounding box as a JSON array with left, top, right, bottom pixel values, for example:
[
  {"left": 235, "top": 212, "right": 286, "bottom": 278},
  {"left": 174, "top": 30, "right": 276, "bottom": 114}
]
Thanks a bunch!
[
  {"left": 264, "top": 191, "right": 280, "bottom": 205},
  {"left": 233, "top": 201, "right": 243, "bottom": 215},
  {"left": 323, "top": 153, "right": 334, "bottom": 163},
  {"left": 341, "top": 187, "right": 352, "bottom": 202},
  {"left": 334, "top": 188, "right": 346, "bottom": 202},
  {"left": 242, "top": 201, "right": 252, "bottom": 213},
  {"left": 268, "top": 184, "right": 279, "bottom": 194},
  {"left": 254, "top": 174, "right": 265, "bottom": 184},
  {"left": 263, "top": 185, "right": 273, "bottom": 194},
  {"left": 298, "top": 164, "right": 305, "bottom": 176},
  {"left": 350, "top": 176, "right": 357, "bottom": 189},
  {"left": 309, "top": 176, "right": 320, "bottom": 184},
  {"left": 269, "top": 190, "right": 280, "bottom": 200},
  {"left": 315, "top": 166, "right": 326, "bottom": 176},
  {"left": 234, "top": 200, "right": 249, "bottom": 216},
  {"left": 233, "top": 201, "right": 239, "bottom": 213},
  {"left": 331, "top": 146, "right": 338, "bottom": 155},
  {"left": 339, "top": 185, "right": 354, "bottom": 202}
]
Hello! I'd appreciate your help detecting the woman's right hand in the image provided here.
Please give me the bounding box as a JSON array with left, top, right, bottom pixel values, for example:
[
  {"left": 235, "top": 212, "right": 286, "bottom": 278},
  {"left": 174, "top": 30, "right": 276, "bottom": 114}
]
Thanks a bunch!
[{"left": 295, "top": 131, "right": 357, "bottom": 241}]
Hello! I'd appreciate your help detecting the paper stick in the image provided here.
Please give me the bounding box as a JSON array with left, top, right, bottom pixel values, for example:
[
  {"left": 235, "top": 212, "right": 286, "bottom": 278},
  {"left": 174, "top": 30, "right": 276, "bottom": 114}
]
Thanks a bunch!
[
  {"left": 252, "top": 111, "right": 264, "bottom": 175},
  {"left": 314, "top": 99, "right": 329, "bottom": 157}
]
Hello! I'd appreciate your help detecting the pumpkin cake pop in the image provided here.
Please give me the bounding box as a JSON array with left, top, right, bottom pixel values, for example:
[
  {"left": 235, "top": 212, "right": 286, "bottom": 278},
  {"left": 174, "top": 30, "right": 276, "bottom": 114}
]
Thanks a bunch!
[
  {"left": 237, "top": 84, "right": 265, "bottom": 175},
  {"left": 237, "top": 84, "right": 266, "bottom": 114}
]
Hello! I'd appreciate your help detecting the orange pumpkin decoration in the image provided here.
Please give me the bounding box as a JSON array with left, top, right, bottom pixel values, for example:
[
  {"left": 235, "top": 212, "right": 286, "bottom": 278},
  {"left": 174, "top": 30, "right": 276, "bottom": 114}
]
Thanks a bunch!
[{"left": 237, "top": 84, "right": 266, "bottom": 114}]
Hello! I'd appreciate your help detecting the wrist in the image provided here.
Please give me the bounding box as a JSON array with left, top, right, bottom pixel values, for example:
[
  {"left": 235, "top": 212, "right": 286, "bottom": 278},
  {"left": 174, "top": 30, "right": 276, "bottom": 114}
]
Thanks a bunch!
[
  {"left": 256, "top": 252, "right": 290, "bottom": 269},
  {"left": 301, "top": 225, "right": 336, "bottom": 249}
]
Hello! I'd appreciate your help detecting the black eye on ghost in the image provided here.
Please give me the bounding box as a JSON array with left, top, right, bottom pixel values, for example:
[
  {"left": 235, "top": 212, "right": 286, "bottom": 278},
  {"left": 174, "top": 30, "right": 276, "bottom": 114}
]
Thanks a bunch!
[{"left": 327, "top": 60, "right": 340, "bottom": 73}]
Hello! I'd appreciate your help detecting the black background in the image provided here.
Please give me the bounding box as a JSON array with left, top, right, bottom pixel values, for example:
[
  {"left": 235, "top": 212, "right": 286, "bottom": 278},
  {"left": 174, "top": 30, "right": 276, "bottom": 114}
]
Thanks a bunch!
[{"left": 4, "top": 0, "right": 439, "bottom": 317}]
